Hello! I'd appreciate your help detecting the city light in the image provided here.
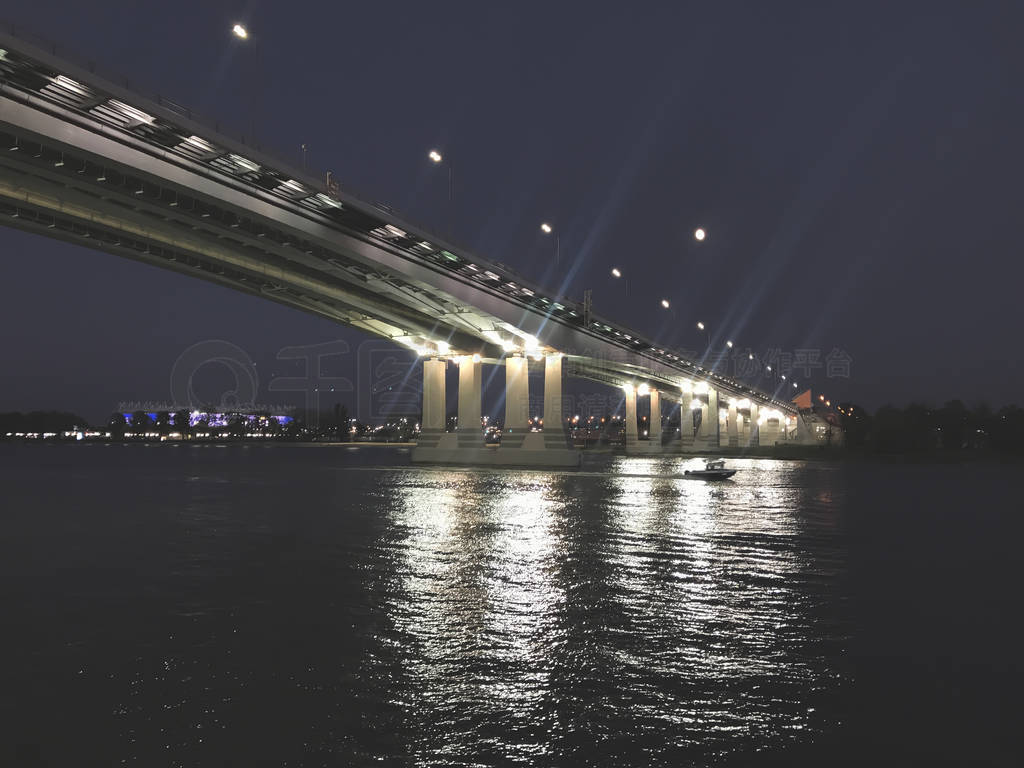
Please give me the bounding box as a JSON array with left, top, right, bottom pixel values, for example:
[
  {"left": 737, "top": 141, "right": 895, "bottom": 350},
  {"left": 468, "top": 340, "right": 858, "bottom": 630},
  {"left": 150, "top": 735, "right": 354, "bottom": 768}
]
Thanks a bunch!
[
  {"left": 697, "top": 321, "right": 705, "bottom": 331},
  {"left": 726, "top": 340, "right": 734, "bottom": 348},
  {"left": 428, "top": 149, "right": 442, "bottom": 163},
  {"left": 661, "top": 299, "right": 670, "bottom": 309},
  {"left": 636, "top": 383, "right": 650, "bottom": 396},
  {"left": 694, "top": 228, "right": 706, "bottom": 241},
  {"left": 611, "top": 267, "right": 622, "bottom": 278},
  {"left": 232, "top": 24, "right": 249, "bottom": 39},
  {"left": 540, "top": 222, "right": 552, "bottom": 234}
]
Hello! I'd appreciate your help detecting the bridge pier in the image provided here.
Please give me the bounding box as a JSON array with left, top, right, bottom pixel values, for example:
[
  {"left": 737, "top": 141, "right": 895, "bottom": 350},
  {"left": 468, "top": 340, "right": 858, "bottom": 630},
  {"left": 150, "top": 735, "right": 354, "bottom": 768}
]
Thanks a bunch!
[
  {"left": 411, "top": 358, "right": 456, "bottom": 453},
  {"left": 457, "top": 356, "right": 482, "bottom": 448},
  {"left": 680, "top": 390, "right": 697, "bottom": 452},
  {"left": 412, "top": 354, "right": 580, "bottom": 467},
  {"left": 691, "top": 387, "right": 719, "bottom": 451},
  {"left": 758, "top": 413, "right": 781, "bottom": 446},
  {"left": 624, "top": 385, "right": 639, "bottom": 452},
  {"left": 624, "top": 385, "right": 663, "bottom": 454},
  {"left": 542, "top": 354, "right": 571, "bottom": 450},
  {"left": 727, "top": 401, "right": 739, "bottom": 448}
]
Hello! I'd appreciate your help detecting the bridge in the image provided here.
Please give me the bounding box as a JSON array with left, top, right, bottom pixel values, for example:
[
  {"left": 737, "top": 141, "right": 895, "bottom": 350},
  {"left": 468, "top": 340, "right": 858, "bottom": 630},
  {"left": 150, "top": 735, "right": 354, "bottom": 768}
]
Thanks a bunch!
[{"left": 0, "top": 27, "right": 808, "bottom": 467}]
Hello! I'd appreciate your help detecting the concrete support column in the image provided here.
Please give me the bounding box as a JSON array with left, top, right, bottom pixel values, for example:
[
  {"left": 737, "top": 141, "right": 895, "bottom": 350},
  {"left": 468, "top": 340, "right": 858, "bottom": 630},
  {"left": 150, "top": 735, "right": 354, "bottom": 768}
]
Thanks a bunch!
[
  {"left": 543, "top": 354, "right": 569, "bottom": 449},
  {"left": 707, "top": 388, "right": 720, "bottom": 447},
  {"left": 418, "top": 358, "right": 447, "bottom": 449},
  {"left": 727, "top": 402, "right": 739, "bottom": 448},
  {"left": 457, "top": 357, "right": 482, "bottom": 447},
  {"left": 737, "top": 411, "right": 747, "bottom": 447},
  {"left": 680, "top": 390, "right": 695, "bottom": 450},
  {"left": 624, "top": 386, "right": 638, "bottom": 451},
  {"left": 649, "top": 388, "right": 662, "bottom": 445},
  {"left": 748, "top": 403, "right": 759, "bottom": 447},
  {"left": 503, "top": 355, "right": 529, "bottom": 449},
  {"left": 412, "top": 353, "right": 579, "bottom": 468}
]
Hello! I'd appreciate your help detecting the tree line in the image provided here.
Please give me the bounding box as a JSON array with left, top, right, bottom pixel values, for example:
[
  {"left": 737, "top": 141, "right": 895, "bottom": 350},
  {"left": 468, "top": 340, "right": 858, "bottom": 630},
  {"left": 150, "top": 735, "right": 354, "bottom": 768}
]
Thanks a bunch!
[
  {"left": 839, "top": 400, "right": 1024, "bottom": 454},
  {"left": 0, "top": 411, "right": 89, "bottom": 433}
]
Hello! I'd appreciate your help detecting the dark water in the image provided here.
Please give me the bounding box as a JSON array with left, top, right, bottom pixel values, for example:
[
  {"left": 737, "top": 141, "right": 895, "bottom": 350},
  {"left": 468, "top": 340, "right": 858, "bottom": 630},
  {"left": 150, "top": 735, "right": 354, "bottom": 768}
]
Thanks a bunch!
[{"left": 0, "top": 444, "right": 1018, "bottom": 765}]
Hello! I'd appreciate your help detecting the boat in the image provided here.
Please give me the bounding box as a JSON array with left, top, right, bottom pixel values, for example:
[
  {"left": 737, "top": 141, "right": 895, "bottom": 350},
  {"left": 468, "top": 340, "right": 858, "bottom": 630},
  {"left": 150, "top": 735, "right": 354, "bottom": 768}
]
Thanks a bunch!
[{"left": 684, "top": 458, "right": 738, "bottom": 480}]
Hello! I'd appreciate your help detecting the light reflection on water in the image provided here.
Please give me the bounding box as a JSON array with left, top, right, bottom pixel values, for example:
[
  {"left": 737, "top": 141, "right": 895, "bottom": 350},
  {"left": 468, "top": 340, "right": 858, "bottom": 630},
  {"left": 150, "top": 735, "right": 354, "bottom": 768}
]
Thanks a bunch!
[
  {"left": 382, "top": 456, "right": 848, "bottom": 763},
  {"left": 0, "top": 445, "right": 850, "bottom": 765}
]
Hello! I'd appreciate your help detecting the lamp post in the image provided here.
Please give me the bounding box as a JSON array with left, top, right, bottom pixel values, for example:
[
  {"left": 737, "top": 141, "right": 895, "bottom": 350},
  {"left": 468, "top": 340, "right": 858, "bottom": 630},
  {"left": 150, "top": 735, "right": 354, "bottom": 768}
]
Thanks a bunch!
[
  {"left": 428, "top": 149, "right": 454, "bottom": 235},
  {"left": 696, "top": 321, "right": 709, "bottom": 354},
  {"left": 541, "top": 222, "right": 559, "bottom": 265},
  {"left": 611, "top": 267, "right": 628, "bottom": 296},
  {"left": 230, "top": 23, "right": 262, "bottom": 142}
]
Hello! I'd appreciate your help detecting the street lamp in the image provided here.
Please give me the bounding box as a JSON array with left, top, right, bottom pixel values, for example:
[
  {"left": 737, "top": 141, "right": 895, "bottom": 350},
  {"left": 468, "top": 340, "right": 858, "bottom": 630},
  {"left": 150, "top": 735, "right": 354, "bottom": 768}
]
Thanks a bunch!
[
  {"left": 540, "top": 222, "right": 559, "bottom": 264},
  {"left": 611, "top": 267, "right": 628, "bottom": 296},
  {"left": 428, "top": 149, "right": 454, "bottom": 234},
  {"left": 694, "top": 227, "right": 706, "bottom": 241},
  {"left": 696, "top": 321, "right": 708, "bottom": 353},
  {"left": 660, "top": 299, "right": 670, "bottom": 309},
  {"left": 726, "top": 340, "right": 734, "bottom": 349},
  {"left": 230, "top": 23, "right": 260, "bottom": 137}
]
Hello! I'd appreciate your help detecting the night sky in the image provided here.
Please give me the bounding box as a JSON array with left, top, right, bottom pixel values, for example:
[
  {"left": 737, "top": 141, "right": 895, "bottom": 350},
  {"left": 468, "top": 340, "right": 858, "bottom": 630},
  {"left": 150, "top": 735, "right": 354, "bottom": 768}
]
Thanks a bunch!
[{"left": 2, "top": 1, "right": 1021, "bottom": 422}]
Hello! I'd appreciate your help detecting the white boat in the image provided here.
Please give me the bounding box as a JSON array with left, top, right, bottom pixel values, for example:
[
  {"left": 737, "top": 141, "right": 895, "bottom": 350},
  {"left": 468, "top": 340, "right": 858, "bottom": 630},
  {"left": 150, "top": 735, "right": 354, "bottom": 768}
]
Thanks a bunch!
[{"left": 684, "top": 458, "right": 737, "bottom": 480}]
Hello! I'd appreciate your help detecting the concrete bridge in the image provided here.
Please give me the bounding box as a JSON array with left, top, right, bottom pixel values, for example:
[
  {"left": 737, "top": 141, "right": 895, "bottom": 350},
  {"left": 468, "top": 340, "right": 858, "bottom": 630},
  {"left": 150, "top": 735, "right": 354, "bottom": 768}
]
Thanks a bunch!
[{"left": 0, "top": 27, "right": 808, "bottom": 467}]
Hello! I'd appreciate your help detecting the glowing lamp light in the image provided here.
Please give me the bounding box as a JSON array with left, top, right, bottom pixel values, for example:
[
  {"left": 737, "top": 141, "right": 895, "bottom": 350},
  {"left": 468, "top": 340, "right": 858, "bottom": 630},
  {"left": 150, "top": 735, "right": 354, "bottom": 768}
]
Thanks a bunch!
[
  {"left": 472, "top": 353, "right": 482, "bottom": 364},
  {"left": 540, "top": 222, "right": 553, "bottom": 234},
  {"left": 611, "top": 267, "right": 622, "bottom": 278},
  {"left": 636, "top": 383, "right": 650, "bottom": 396},
  {"left": 726, "top": 340, "right": 734, "bottom": 348},
  {"left": 694, "top": 228, "right": 706, "bottom": 241},
  {"left": 660, "top": 299, "right": 670, "bottom": 309},
  {"left": 622, "top": 383, "right": 634, "bottom": 394},
  {"left": 696, "top": 321, "right": 705, "bottom": 331},
  {"left": 436, "top": 341, "right": 450, "bottom": 355},
  {"left": 232, "top": 23, "right": 249, "bottom": 39},
  {"left": 428, "top": 149, "right": 443, "bottom": 163}
]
